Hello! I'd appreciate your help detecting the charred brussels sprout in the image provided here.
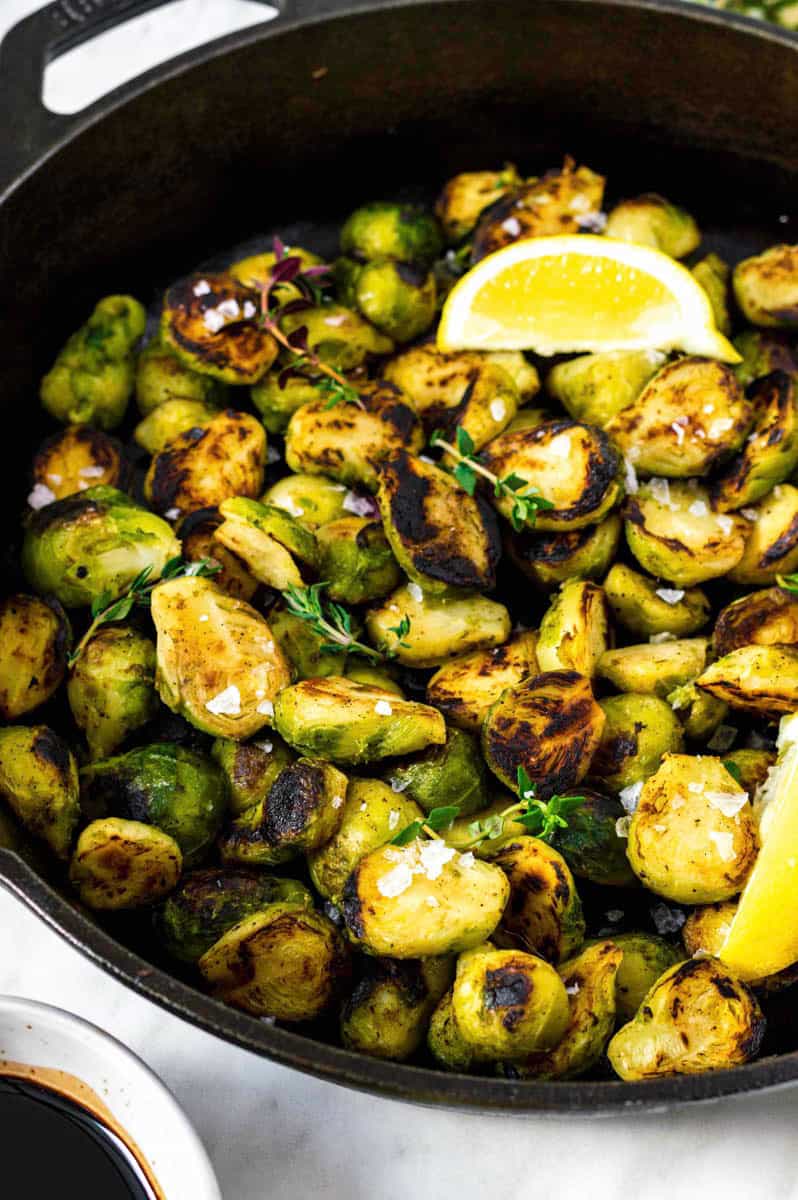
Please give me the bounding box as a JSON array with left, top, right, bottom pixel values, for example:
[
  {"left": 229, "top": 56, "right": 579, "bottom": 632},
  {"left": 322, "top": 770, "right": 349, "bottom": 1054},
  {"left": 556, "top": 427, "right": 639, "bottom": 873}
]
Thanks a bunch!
[
  {"left": 733, "top": 244, "right": 798, "bottom": 327},
  {"left": 604, "top": 563, "right": 710, "bottom": 638},
  {"left": 426, "top": 630, "right": 539, "bottom": 733},
  {"left": 214, "top": 497, "right": 318, "bottom": 590},
  {"left": 269, "top": 605, "right": 348, "bottom": 680},
  {"left": 610, "top": 932, "right": 682, "bottom": 1022},
  {"left": 427, "top": 989, "right": 478, "bottom": 1071},
  {"left": 492, "top": 837, "right": 585, "bottom": 962},
  {"left": 546, "top": 350, "right": 666, "bottom": 427},
  {"left": 598, "top": 639, "right": 708, "bottom": 699},
  {"left": 506, "top": 515, "right": 621, "bottom": 591},
  {"left": 604, "top": 194, "right": 700, "bottom": 257},
  {"left": 697, "top": 645, "right": 798, "bottom": 717},
  {"left": 251, "top": 372, "right": 325, "bottom": 435},
  {"left": 536, "top": 580, "right": 611, "bottom": 678},
  {"left": 713, "top": 587, "right": 798, "bottom": 657},
  {"left": 135, "top": 335, "right": 227, "bottom": 415},
  {"left": 0, "top": 595, "right": 70, "bottom": 719},
  {"left": 733, "top": 330, "right": 798, "bottom": 390},
  {"left": 382, "top": 727, "right": 488, "bottom": 817},
  {"left": 40, "top": 295, "right": 146, "bottom": 430},
  {"left": 199, "top": 902, "right": 349, "bottom": 1021},
  {"left": 210, "top": 733, "right": 295, "bottom": 815},
  {"left": 682, "top": 901, "right": 738, "bottom": 960},
  {"left": 427, "top": 361, "right": 519, "bottom": 450},
  {"left": 728, "top": 484, "right": 798, "bottom": 584},
  {"left": 591, "top": 695, "right": 685, "bottom": 792},
  {"left": 261, "top": 473, "right": 349, "bottom": 528},
  {"left": 0, "top": 726, "right": 79, "bottom": 859},
  {"left": 722, "top": 749, "right": 774, "bottom": 796},
  {"left": 316, "top": 517, "right": 400, "bottom": 604},
  {"left": 345, "top": 662, "right": 404, "bottom": 695},
  {"left": 624, "top": 479, "right": 747, "bottom": 586},
  {"left": 67, "top": 626, "right": 157, "bottom": 760},
  {"left": 230, "top": 244, "right": 324, "bottom": 291},
  {"left": 161, "top": 273, "right": 277, "bottom": 384},
  {"left": 133, "top": 398, "right": 217, "bottom": 455},
  {"left": 341, "top": 258, "right": 437, "bottom": 343},
  {"left": 341, "top": 955, "right": 453, "bottom": 1061},
  {"left": 443, "top": 794, "right": 528, "bottom": 859},
  {"left": 33, "top": 425, "right": 125, "bottom": 501},
  {"left": 667, "top": 681, "right": 729, "bottom": 743},
  {"left": 692, "top": 253, "right": 732, "bottom": 336},
  {"left": 367, "top": 583, "right": 511, "bottom": 668},
  {"left": 22, "top": 486, "right": 180, "bottom": 609},
  {"left": 434, "top": 165, "right": 521, "bottom": 243},
  {"left": 552, "top": 790, "right": 638, "bottom": 887},
  {"left": 179, "top": 508, "right": 257, "bottom": 602},
  {"left": 70, "top": 817, "right": 182, "bottom": 910},
  {"left": 280, "top": 304, "right": 394, "bottom": 370},
  {"left": 340, "top": 202, "right": 442, "bottom": 265},
  {"left": 712, "top": 372, "right": 798, "bottom": 510},
  {"left": 608, "top": 958, "right": 765, "bottom": 1080}
]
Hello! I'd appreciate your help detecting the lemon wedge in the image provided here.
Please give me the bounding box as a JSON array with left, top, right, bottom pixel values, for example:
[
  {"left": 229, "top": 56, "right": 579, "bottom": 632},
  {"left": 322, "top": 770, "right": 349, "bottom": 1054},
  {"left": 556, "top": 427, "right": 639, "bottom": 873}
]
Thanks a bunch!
[
  {"left": 437, "top": 234, "right": 740, "bottom": 363},
  {"left": 720, "top": 711, "right": 798, "bottom": 980}
]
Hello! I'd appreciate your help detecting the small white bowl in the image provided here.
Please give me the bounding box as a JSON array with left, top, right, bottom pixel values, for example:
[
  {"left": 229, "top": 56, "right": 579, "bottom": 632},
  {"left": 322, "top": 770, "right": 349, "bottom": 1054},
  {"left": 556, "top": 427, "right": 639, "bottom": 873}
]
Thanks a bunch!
[{"left": 0, "top": 994, "right": 221, "bottom": 1199}]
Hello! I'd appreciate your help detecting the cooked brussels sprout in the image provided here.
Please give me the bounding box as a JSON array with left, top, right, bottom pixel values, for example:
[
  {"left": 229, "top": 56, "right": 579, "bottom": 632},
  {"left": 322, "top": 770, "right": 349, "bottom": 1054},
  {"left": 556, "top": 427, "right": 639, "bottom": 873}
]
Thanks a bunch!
[
  {"left": 67, "top": 626, "right": 157, "bottom": 760},
  {"left": 22, "top": 486, "right": 181, "bottom": 609},
  {"left": 546, "top": 350, "right": 665, "bottom": 428},
  {"left": 280, "top": 304, "right": 394, "bottom": 370},
  {"left": 154, "top": 867, "right": 312, "bottom": 964},
  {"left": 80, "top": 742, "right": 227, "bottom": 867},
  {"left": 341, "top": 955, "right": 453, "bottom": 1061},
  {"left": 607, "top": 357, "right": 751, "bottom": 478},
  {"left": 40, "top": 295, "right": 146, "bottom": 430},
  {"left": 608, "top": 958, "right": 765, "bottom": 1080},
  {"left": 506, "top": 515, "right": 622, "bottom": 591},
  {"left": 161, "top": 274, "right": 277, "bottom": 384},
  {"left": 261, "top": 473, "right": 349, "bottom": 528},
  {"left": 733, "top": 329, "right": 798, "bottom": 390},
  {"left": 604, "top": 194, "right": 700, "bottom": 257},
  {"left": 229, "top": 245, "right": 324, "bottom": 290},
  {"left": 712, "top": 372, "right": 798, "bottom": 511},
  {"left": 609, "top": 932, "right": 682, "bottom": 1022},
  {"left": 722, "top": 748, "right": 774, "bottom": 795},
  {"left": 316, "top": 517, "right": 400, "bottom": 604},
  {"left": 427, "top": 988, "right": 478, "bottom": 1071},
  {"left": 697, "top": 644, "right": 798, "bottom": 716},
  {"left": 471, "top": 161, "right": 605, "bottom": 260},
  {"left": 367, "top": 583, "right": 511, "bottom": 668},
  {"left": 285, "top": 381, "right": 424, "bottom": 492},
  {"left": 536, "top": 580, "right": 611, "bottom": 677},
  {"left": 135, "top": 335, "right": 227, "bottom": 415},
  {"left": 714, "top": 586, "right": 798, "bottom": 657},
  {"left": 144, "top": 409, "right": 266, "bottom": 520},
  {"left": 598, "top": 639, "right": 708, "bottom": 699},
  {"left": 340, "top": 201, "right": 442, "bottom": 264},
  {"left": 627, "top": 753, "right": 757, "bottom": 903},
  {"left": 624, "top": 479, "right": 747, "bottom": 586},
  {"left": 268, "top": 605, "right": 348, "bottom": 680},
  {"left": 0, "top": 726, "right": 79, "bottom": 859},
  {"left": 219, "top": 757, "right": 348, "bottom": 866},
  {"left": 273, "top": 677, "right": 446, "bottom": 764},
  {"left": 434, "top": 165, "right": 521, "bottom": 243},
  {"left": 667, "top": 680, "right": 729, "bottom": 742},
  {"left": 728, "top": 484, "right": 798, "bottom": 584},
  {"left": 211, "top": 732, "right": 295, "bottom": 816},
  {"left": 33, "top": 425, "right": 125, "bottom": 501},
  {"left": 251, "top": 372, "right": 327, "bottom": 435},
  {"left": 733, "top": 244, "right": 798, "bottom": 327},
  {"left": 179, "top": 508, "right": 257, "bottom": 602},
  {"left": 682, "top": 900, "right": 738, "bottom": 960},
  {"left": 199, "top": 902, "right": 349, "bottom": 1021},
  {"left": 69, "top": 817, "right": 182, "bottom": 910},
  {"left": 340, "top": 258, "right": 437, "bottom": 343},
  {"left": 214, "top": 496, "right": 318, "bottom": 589},
  {"left": 342, "top": 838, "right": 509, "bottom": 958},
  {"left": 591, "top": 695, "right": 684, "bottom": 792},
  {"left": 133, "top": 398, "right": 217, "bottom": 455},
  {"left": 377, "top": 451, "right": 500, "bottom": 593},
  {"left": 492, "top": 837, "right": 585, "bottom": 962},
  {"left": 552, "top": 790, "right": 638, "bottom": 887},
  {"left": 381, "top": 727, "right": 488, "bottom": 818},
  {"left": 443, "top": 793, "right": 528, "bottom": 859},
  {"left": 344, "top": 662, "right": 404, "bottom": 695},
  {"left": 426, "top": 630, "right": 539, "bottom": 733},
  {"left": 482, "top": 671, "right": 605, "bottom": 796},
  {"left": 603, "top": 563, "right": 710, "bottom": 638},
  {"left": 480, "top": 420, "right": 623, "bottom": 531},
  {"left": 430, "top": 361, "right": 519, "bottom": 450},
  {"left": 0, "top": 595, "right": 70, "bottom": 719},
  {"left": 692, "top": 253, "right": 732, "bottom": 336},
  {"left": 151, "top": 576, "right": 291, "bottom": 740}
]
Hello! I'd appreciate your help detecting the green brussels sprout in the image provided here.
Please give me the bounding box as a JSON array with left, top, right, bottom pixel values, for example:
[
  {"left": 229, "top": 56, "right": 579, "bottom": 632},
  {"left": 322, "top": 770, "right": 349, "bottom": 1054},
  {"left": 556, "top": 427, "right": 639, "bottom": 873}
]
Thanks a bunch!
[
  {"left": 627, "top": 753, "right": 757, "bottom": 904},
  {"left": 608, "top": 958, "right": 765, "bottom": 1080},
  {"left": 22, "top": 486, "right": 181, "bottom": 609},
  {"left": 214, "top": 496, "right": 318, "bottom": 590},
  {"left": 179, "top": 508, "right": 258, "bottom": 602},
  {"left": 80, "top": 742, "right": 227, "bottom": 867},
  {"left": 33, "top": 425, "right": 126, "bottom": 501},
  {"left": 427, "top": 988, "right": 479, "bottom": 1071},
  {"left": 551, "top": 790, "right": 639, "bottom": 887},
  {"left": 504, "top": 406, "right": 551, "bottom": 434},
  {"left": 604, "top": 194, "right": 700, "bottom": 257},
  {"left": 713, "top": 586, "right": 798, "bottom": 657},
  {"left": 151, "top": 576, "right": 291, "bottom": 740},
  {"left": 161, "top": 273, "right": 277, "bottom": 384},
  {"left": 0, "top": 726, "right": 80, "bottom": 859},
  {"left": 624, "top": 479, "right": 747, "bottom": 586},
  {"left": 733, "top": 244, "right": 798, "bottom": 327},
  {"left": 344, "top": 662, "right": 404, "bottom": 695},
  {"left": 340, "top": 258, "right": 437, "bottom": 343},
  {"left": 136, "top": 335, "right": 227, "bottom": 416},
  {"left": 0, "top": 595, "right": 70, "bottom": 719},
  {"left": 316, "top": 517, "right": 400, "bottom": 604},
  {"left": 218, "top": 757, "right": 348, "bottom": 866},
  {"left": 692, "top": 253, "right": 732, "bottom": 336},
  {"left": 230, "top": 245, "right": 324, "bottom": 291},
  {"left": 133, "top": 398, "right": 217, "bottom": 455},
  {"left": 199, "top": 902, "right": 349, "bottom": 1021},
  {"left": 609, "top": 932, "right": 682, "bottom": 1023},
  {"left": 722, "top": 748, "right": 774, "bottom": 795},
  {"left": 733, "top": 329, "right": 798, "bottom": 390},
  {"left": 426, "top": 630, "right": 539, "bottom": 733},
  {"left": 682, "top": 900, "right": 738, "bottom": 960},
  {"left": 67, "top": 625, "right": 158, "bottom": 760},
  {"left": 40, "top": 295, "right": 146, "bottom": 430},
  {"left": 341, "top": 955, "right": 454, "bottom": 1061},
  {"left": 591, "top": 694, "right": 685, "bottom": 792},
  {"left": 377, "top": 451, "right": 500, "bottom": 594},
  {"left": 340, "top": 201, "right": 443, "bottom": 264},
  {"left": 342, "top": 838, "right": 509, "bottom": 958},
  {"left": 367, "top": 583, "right": 511, "bottom": 668},
  {"left": 434, "top": 165, "right": 521, "bottom": 243},
  {"left": 606, "top": 358, "right": 751, "bottom": 478},
  {"left": 280, "top": 304, "right": 394, "bottom": 370},
  {"left": 728, "top": 484, "right": 798, "bottom": 584},
  {"left": 482, "top": 671, "right": 605, "bottom": 797},
  {"left": 712, "top": 372, "right": 798, "bottom": 511},
  {"left": 492, "top": 836, "right": 585, "bottom": 963},
  {"left": 546, "top": 350, "right": 665, "bottom": 427},
  {"left": 443, "top": 793, "right": 528, "bottom": 859},
  {"left": 604, "top": 563, "right": 711, "bottom": 638},
  {"left": 382, "top": 727, "right": 488, "bottom": 818},
  {"left": 273, "top": 677, "right": 446, "bottom": 764},
  {"left": 260, "top": 473, "right": 349, "bottom": 528},
  {"left": 697, "top": 644, "right": 798, "bottom": 717},
  {"left": 536, "top": 580, "right": 611, "bottom": 678},
  {"left": 154, "top": 867, "right": 312, "bottom": 964},
  {"left": 506, "top": 515, "right": 621, "bottom": 591},
  {"left": 597, "top": 639, "right": 709, "bottom": 699},
  {"left": 428, "top": 360, "right": 521, "bottom": 450},
  {"left": 479, "top": 351, "right": 541, "bottom": 404},
  {"left": 667, "top": 680, "right": 729, "bottom": 742},
  {"left": 251, "top": 372, "right": 326, "bottom": 434},
  {"left": 210, "top": 732, "right": 295, "bottom": 815},
  {"left": 69, "top": 817, "right": 182, "bottom": 910},
  {"left": 268, "top": 605, "right": 348, "bottom": 680}
]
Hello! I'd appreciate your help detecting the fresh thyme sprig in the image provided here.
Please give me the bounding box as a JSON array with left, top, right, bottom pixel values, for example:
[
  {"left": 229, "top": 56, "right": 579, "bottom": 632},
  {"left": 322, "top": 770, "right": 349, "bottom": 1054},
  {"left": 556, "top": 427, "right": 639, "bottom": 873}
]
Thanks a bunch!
[
  {"left": 386, "top": 613, "right": 412, "bottom": 649},
  {"left": 391, "top": 805, "right": 462, "bottom": 846},
  {"left": 283, "top": 582, "right": 396, "bottom": 662},
  {"left": 778, "top": 572, "right": 798, "bottom": 595},
  {"left": 723, "top": 759, "right": 743, "bottom": 786},
  {"left": 429, "top": 427, "right": 554, "bottom": 531},
  {"left": 68, "top": 557, "right": 220, "bottom": 667}
]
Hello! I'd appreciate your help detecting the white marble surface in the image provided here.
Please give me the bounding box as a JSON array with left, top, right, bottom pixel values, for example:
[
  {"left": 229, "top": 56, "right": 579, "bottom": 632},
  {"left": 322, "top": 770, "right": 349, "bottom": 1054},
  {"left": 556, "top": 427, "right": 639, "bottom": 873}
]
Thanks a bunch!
[{"left": 3, "top": 2, "right": 798, "bottom": 1196}]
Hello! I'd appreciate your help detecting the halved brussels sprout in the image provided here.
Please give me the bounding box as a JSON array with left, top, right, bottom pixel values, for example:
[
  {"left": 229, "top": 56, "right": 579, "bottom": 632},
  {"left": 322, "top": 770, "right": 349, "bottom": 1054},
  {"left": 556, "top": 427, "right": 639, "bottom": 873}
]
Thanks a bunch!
[
  {"left": 492, "top": 836, "right": 585, "bottom": 963},
  {"left": 135, "top": 335, "right": 227, "bottom": 415},
  {"left": 667, "top": 680, "right": 729, "bottom": 743},
  {"left": 280, "top": 304, "right": 394, "bottom": 370},
  {"left": 341, "top": 838, "right": 509, "bottom": 958},
  {"left": 443, "top": 793, "right": 528, "bottom": 859},
  {"left": 722, "top": 748, "right": 774, "bottom": 795},
  {"left": 728, "top": 484, "right": 798, "bottom": 584},
  {"left": 426, "top": 630, "right": 539, "bottom": 733},
  {"left": 219, "top": 757, "right": 348, "bottom": 866},
  {"left": 624, "top": 479, "right": 747, "bottom": 585},
  {"left": 67, "top": 626, "right": 157, "bottom": 760},
  {"left": 697, "top": 644, "right": 798, "bottom": 716},
  {"left": 251, "top": 372, "right": 327, "bottom": 435},
  {"left": 269, "top": 605, "right": 348, "bottom": 680},
  {"left": 0, "top": 595, "right": 70, "bottom": 719},
  {"left": 22, "top": 486, "right": 181, "bottom": 609},
  {"left": 161, "top": 274, "right": 277, "bottom": 384},
  {"left": 285, "top": 381, "right": 424, "bottom": 492},
  {"left": 342, "top": 259, "right": 437, "bottom": 343},
  {"left": 733, "top": 329, "right": 798, "bottom": 390},
  {"left": 377, "top": 451, "right": 500, "bottom": 593},
  {"left": 610, "top": 932, "right": 682, "bottom": 1022},
  {"left": 434, "top": 165, "right": 521, "bottom": 243},
  {"left": 471, "top": 161, "right": 605, "bottom": 260},
  {"left": 179, "top": 508, "right": 257, "bottom": 602},
  {"left": 69, "top": 817, "right": 182, "bottom": 910},
  {"left": 714, "top": 587, "right": 798, "bottom": 657},
  {"left": 40, "top": 295, "right": 146, "bottom": 430},
  {"left": 229, "top": 244, "right": 324, "bottom": 290},
  {"left": 133, "top": 398, "right": 217, "bottom": 455},
  {"left": 344, "top": 662, "right": 404, "bottom": 695},
  {"left": 427, "top": 989, "right": 478, "bottom": 1071},
  {"left": 151, "top": 576, "right": 291, "bottom": 740},
  {"left": 33, "top": 425, "right": 125, "bottom": 501},
  {"left": 316, "top": 517, "right": 400, "bottom": 605},
  {"left": 0, "top": 726, "right": 79, "bottom": 859},
  {"left": 682, "top": 900, "right": 737, "bottom": 959},
  {"left": 80, "top": 742, "right": 227, "bottom": 867},
  {"left": 506, "top": 515, "right": 621, "bottom": 591},
  {"left": 480, "top": 420, "right": 623, "bottom": 531},
  {"left": 144, "top": 409, "right": 266, "bottom": 520},
  {"left": 552, "top": 790, "right": 638, "bottom": 887},
  {"left": 340, "top": 201, "right": 443, "bottom": 264},
  {"left": 261, "top": 473, "right": 349, "bottom": 528},
  {"left": 598, "top": 639, "right": 708, "bottom": 699},
  {"left": 712, "top": 371, "right": 798, "bottom": 511},
  {"left": 733, "top": 244, "right": 798, "bottom": 327},
  {"left": 341, "top": 955, "right": 453, "bottom": 1061},
  {"left": 627, "top": 753, "right": 757, "bottom": 903},
  {"left": 692, "top": 253, "right": 731, "bottom": 335},
  {"left": 546, "top": 350, "right": 665, "bottom": 428},
  {"left": 604, "top": 563, "right": 711, "bottom": 638},
  {"left": 366, "top": 583, "right": 511, "bottom": 668},
  {"left": 591, "top": 694, "right": 684, "bottom": 792},
  {"left": 604, "top": 194, "right": 700, "bottom": 257},
  {"left": 214, "top": 496, "right": 318, "bottom": 590},
  {"left": 199, "top": 902, "right": 349, "bottom": 1021},
  {"left": 431, "top": 361, "right": 520, "bottom": 450},
  {"left": 482, "top": 671, "right": 605, "bottom": 796},
  {"left": 274, "top": 677, "right": 446, "bottom": 764},
  {"left": 154, "top": 867, "right": 312, "bottom": 964},
  {"left": 211, "top": 733, "right": 295, "bottom": 815},
  {"left": 382, "top": 727, "right": 488, "bottom": 817},
  {"left": 536, "top": 580, "right": 611, "bottom": 677},
  {"left": 608, "top": 958, "right": 765, "bottom": 1080}
]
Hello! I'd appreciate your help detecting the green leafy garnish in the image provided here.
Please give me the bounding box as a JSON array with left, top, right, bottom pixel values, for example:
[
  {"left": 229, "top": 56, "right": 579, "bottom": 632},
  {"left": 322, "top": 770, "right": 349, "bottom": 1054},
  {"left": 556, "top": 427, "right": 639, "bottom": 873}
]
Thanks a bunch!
[
  {"left": 386, "top": 613, "right": 412, "bottom": 648},
  {"left": 282, "top": 582, "right": 386, "bottom": 662},
  {"left": 391, "top": 804, "right": 462, "bottom": 846},
  {"left": 778, "top": 572, "right": 798, "bottom": 595},
  {"left": 723, "top": 759, "right": 744, "bottom": 786},
  {"left": 429, "top": 427, "right": 554, "bottom": 531}
]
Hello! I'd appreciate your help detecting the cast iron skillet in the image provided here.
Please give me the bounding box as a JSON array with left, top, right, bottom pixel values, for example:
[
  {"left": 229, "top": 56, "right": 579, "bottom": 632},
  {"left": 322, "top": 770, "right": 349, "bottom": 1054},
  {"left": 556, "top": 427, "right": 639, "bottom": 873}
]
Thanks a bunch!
[{"left": 2, "top": 0, "right": 798, "bottom": 1114}]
